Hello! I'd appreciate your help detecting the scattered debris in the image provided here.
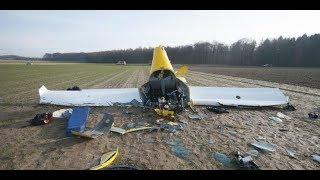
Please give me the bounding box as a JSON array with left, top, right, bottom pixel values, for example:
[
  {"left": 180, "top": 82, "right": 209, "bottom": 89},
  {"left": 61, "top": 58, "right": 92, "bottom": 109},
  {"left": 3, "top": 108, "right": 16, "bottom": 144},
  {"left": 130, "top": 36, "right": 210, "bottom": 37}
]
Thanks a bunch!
[
  {"left": 269, "top": 116, "right": 283, "bottom": 123},
  {"left": 126, "top": 126, "right": 157, "bottom": 133},
  {"left": 66, "top": 107, "right": 90, "bottom": 136},
  {"left": 234, "top": 151, "right": 259, "bottom": 170},
  {"left": 212, "top": 152, "right": 231, "bottom": 168},
  {"left": 156, "top": 118, "right": 164, "bottom": 125},
  {"left": 160, "top": 122, "right": 186, "bottom": 133},
  {"left": 67, "top": 86, "right": 81, "bottom": 91},
  {"left": 206, "top": 106, "right": 229, "bottom": 114},
  {"left": 110, "top": 126, "right": 157, "bottom": 135},
  {"left": 251, "top": 141, "right": 277, "bottom": 152},
  {"left": 110, "top": 127, "right": 127, "bottom": 135},
  {"left": 246, "top": 150, "right": 259, "bottom": 157},
  {"left": 154, "top": 108, "right": 174, "bottom": 117},
  {"left": 188, "top": 114, "right": 204, "bottom": 120},
  {"left": 113, "top": 99, "right": 143, "bottom": 108},
  {"left": 284, "top": 104, "right": 296, "bottom": 111},
  {"left": 277, "top": 112, "right": 291, "bottom": 120},
  {"left": 308, "top": 112, "right": 319, "bottom": 120},
  {"left": 29, "top": 113, "right": 53, "bottom": 126},
  {"left": 311, "top": 155, "right": 320, "bottom": 164},
  {"left": 279, "top": 128, "right": 289, "bottom": 132},
  {"left": 285, "top": 148, "right": 297, "bottom": 159},
  {"left": 90, "top": 148, "right": 119, "bottom": 170},
  {"left": 188, "top": 102, "right": 198, "bottom": 113},
  {"left": 171, "top": 145, "right": 190, "bottom": 162},
  {"left": 71, "top": 113, "right": 114, "bottom": 139},
  {"left": 52, "top": 108, "right": 73, "bottom": 119}
]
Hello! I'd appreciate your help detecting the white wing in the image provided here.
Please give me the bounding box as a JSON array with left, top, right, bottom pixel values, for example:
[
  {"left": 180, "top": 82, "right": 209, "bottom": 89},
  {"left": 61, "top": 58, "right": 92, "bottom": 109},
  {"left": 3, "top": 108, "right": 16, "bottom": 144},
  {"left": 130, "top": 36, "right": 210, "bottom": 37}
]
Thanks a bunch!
[
  {"left": 189, "top": 86, "right": 289, "bottom": 106},
  {"left": 39, "top": 85, "right": 141, "bottom": 106}
]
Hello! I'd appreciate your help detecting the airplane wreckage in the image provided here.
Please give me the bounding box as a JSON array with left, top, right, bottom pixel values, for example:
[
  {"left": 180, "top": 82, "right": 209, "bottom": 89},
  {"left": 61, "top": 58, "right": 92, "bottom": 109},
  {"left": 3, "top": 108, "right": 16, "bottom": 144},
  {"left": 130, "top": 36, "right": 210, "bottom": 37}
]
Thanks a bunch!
[{"left": 39, "top": 46, "right": 291, "bottom": 113}]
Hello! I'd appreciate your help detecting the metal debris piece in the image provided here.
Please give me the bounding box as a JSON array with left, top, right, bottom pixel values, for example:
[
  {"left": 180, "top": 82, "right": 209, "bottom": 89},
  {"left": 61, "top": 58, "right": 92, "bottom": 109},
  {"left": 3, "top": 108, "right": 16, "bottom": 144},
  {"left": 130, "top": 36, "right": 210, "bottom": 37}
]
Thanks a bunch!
[
  {"left": 251, "top": 141, "right": 277, "bottom": 152},
  {"left": 308, "top": 112, "right": 319, "bottom": 119},
  {"left": 269, "top": 116, "right": 283, "bottom": 123},
  {"left": 312, "top": 155, "right": 320, "bottom": 164},
  {"left": 212, "top": 152, "right": 231, "bottom": 167},
  {"left": 126, "top": 122, "right": 136, "bottom": 129},
  {"left": 279, "top": 128, "right": 289, "bottom": 132},
  {"left": 188, "top": 114, "right": 203, "bottom": 120},
  {"left": 90, "top": 148, "right": 119, "bottom": 170},
  {"left": 171, "top": 143, "right": 190, "bottom": 162},
  {"left": 284, "top": 104, "right": 296, "bottom": 111},
  {"left": 246, "top": 150, "right": 259, "bottom": 157},
  {"left": 234, "top": 151, "right": 259, "bottom": 170},
  {"left": 126, "top": 126, "right": 156, "bottom": 133},
  {"left": 206, "top": 106, "right": 229, "bottom": 114},
  {"left": 72, "top": 113, "right": 114, "bottom": 139},
  {"left": 160, "top": 122, "right": 186, "bottom": 133},
  {"left": 52, "top": 108, "right": 73, "bottom": 119},
  {"left": 110, "top": 127, "right": 127, "bottom": 135},
  {"left": 285, "top": 149, "right": 297, "bottom": 158},
  {"left": 277, "top": 112, "right": 291, "bottom": 120}
]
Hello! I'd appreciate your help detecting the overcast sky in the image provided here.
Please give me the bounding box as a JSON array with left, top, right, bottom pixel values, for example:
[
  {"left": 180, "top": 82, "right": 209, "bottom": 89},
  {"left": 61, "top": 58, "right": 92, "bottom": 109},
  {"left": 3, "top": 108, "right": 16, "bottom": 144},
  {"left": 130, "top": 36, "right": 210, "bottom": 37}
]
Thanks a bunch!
[{"left": 1, "top": 10, "right": 320, "bottom": 57}]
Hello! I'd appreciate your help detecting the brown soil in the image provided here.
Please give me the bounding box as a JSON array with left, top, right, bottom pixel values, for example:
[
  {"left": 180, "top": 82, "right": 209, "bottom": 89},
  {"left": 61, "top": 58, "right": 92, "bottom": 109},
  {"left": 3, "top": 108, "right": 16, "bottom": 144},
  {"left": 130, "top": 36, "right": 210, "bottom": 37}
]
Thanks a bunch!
[{"left": 1, "top": 68, "right": 320, "bottom": 170}]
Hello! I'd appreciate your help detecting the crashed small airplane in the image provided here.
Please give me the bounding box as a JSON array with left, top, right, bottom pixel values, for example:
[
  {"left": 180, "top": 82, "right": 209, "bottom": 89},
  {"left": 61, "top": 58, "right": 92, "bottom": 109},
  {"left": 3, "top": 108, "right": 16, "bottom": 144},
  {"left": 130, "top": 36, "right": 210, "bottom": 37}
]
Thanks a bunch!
[{"left": 39, "top": 46, "right": 290, "bottom": 112}]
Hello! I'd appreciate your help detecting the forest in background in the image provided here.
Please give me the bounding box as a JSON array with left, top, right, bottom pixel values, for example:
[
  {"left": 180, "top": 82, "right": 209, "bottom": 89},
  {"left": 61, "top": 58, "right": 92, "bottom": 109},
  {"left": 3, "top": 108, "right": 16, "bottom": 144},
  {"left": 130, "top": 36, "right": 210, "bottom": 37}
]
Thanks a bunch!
[{"left": 33, "top": 33, "right": 320, "bottom": 67}]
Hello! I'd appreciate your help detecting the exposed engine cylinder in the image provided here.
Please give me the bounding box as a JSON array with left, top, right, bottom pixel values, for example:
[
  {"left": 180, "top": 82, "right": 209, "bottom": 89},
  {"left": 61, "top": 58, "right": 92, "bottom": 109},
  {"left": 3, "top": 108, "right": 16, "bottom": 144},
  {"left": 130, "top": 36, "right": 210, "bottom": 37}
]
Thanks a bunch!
[{"left": 139, "top": 70, "right": 190, "bottom": 112}]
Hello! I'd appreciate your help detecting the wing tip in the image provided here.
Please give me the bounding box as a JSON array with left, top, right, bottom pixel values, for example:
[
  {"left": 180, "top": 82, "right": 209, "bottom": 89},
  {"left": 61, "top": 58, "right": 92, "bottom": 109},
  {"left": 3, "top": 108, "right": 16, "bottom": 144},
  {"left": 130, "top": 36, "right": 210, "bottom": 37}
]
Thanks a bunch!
[{"left": 39, "top": 85, "right": 48, "bottom": 96}]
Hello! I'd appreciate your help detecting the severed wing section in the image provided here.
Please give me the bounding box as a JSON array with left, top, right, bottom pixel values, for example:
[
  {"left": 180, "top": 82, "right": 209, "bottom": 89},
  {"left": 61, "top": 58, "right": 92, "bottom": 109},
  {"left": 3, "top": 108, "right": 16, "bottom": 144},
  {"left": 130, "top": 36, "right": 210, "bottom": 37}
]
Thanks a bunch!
[
  {"left": 39, "top": 85, "right": 141, "bottom": 106},
  {"left": 189, "top": 86, "right": 289, "bottom": 107}
]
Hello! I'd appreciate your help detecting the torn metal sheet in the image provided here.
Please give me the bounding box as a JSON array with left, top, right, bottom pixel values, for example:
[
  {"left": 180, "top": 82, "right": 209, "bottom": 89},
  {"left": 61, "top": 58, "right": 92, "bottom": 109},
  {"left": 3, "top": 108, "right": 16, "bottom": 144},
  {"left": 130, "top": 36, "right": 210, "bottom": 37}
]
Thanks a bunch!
[
  {"left": 52, "top": 108, "right": 73, "bottom": 119},
  {"left": 39, "top": 85, "right": 141, "bottom": 106},
  {"left": 72, "top": 113, "right": 114, "bottom": 139},
  {"left": 286, "top": 148, "right": 297, "bottom": 158},
  {"left": 110, "top": 127, "right": 126, "bottom": 135},
  {"left": 269, "top": 116, "right": 283, "bottom": 123},
  {"left": 251, "top": 141, "right": 277, "bottom": 152},
  {"left": 190, "top": 86, "right": 289, "bottom": 106},
  {"left": 312, "top": 155, "right": 320, "bottom": 164},
  {"left": 277, "top": 112, "right": 291, "bottom": 120}
]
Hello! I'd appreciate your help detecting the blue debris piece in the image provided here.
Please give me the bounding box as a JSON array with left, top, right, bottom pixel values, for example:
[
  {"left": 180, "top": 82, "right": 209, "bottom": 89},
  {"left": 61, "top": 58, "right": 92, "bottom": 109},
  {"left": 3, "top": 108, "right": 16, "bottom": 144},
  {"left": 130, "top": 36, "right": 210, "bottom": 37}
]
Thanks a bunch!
[
  {"left": 171, "top": 145, "right": 190, "bottom": 162},
  {"left": 66, "top": 107, "right": 90, "bottom": 136},
  {"left": 212, "top": 152, "right": 232, "bottom": 167}
]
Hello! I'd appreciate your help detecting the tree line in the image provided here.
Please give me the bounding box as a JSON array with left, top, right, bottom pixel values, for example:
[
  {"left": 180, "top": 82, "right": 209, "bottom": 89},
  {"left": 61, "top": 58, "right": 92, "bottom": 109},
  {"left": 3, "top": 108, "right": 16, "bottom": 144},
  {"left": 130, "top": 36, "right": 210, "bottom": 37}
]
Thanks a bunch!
[{"left": 43, "top": 33, "right": 320, "bottom": 67}]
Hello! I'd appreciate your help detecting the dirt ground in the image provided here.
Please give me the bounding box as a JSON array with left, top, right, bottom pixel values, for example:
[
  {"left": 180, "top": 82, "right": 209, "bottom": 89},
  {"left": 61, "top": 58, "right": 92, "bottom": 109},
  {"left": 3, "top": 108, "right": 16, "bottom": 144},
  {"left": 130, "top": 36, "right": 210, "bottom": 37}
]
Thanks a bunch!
[{"left": 0, "top": 64, "right": 320, "bottom": 170}]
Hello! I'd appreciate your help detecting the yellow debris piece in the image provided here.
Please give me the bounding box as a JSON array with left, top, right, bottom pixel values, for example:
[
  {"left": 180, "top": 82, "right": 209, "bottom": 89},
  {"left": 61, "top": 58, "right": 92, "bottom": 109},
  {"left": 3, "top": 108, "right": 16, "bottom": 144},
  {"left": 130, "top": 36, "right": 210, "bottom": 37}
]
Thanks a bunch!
[
  {"left": 176, "top": 66, "right": 189, "bottom": 77},
  {"left": 155, "top": 108, "right": 174, "bottom": 117},
  {"left": 125, "top": 126, "right": 155, "bottom": 133},
  {"left": 90, "top": 147, "right": 119, "bottom": 170}
]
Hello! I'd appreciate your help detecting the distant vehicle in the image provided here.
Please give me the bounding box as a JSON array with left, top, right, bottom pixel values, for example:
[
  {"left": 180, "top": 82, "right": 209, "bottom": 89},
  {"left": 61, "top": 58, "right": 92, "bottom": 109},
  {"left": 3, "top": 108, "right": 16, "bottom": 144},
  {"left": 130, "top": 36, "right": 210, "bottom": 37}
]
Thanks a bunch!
[
  {"left": 116, "top": 61, "right": 126, "bottom": 65},
  {"left": 262, "top": 64, "right": 272, "bottom": 67}
]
